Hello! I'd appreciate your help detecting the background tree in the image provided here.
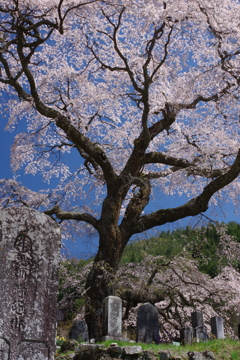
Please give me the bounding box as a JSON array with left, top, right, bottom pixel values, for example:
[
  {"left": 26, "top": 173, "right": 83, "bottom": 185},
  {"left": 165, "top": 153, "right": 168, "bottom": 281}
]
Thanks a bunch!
[
  {"left": 0, "top": 0, "right": 239, "bottom": 338},
  {"left": 58, "top": 223, "right": 240, "bottom": 340}
]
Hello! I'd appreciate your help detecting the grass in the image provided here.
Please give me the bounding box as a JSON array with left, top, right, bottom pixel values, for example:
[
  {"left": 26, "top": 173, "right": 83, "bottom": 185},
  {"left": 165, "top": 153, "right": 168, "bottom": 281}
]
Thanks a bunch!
[
  {"left": 99, "top": 338, "right": 240, "bottom": 359},
  {"left": 55, "top": 338, "right": 240, "bottom": 359}
]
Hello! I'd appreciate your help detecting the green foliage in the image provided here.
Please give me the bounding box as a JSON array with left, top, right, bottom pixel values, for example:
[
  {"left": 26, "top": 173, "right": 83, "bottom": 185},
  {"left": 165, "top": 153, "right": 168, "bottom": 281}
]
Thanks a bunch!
[
  {"left": 58, "top": 221, "right": 240, "bottom": 322},
  {"left": 227, "top": 221, "right": 240, "bottom": 242},
  {"left": 120, "top": 222, "right": 240, "bottom": 278},
  {"left": 231, "top": 351, "right": 239, "bottom": 359},
  {"left": 56, "top": 336, "right": 67, "bottom": 346},
  {"left": 120, "top": 232, "right": 184, "bottom": 264}
]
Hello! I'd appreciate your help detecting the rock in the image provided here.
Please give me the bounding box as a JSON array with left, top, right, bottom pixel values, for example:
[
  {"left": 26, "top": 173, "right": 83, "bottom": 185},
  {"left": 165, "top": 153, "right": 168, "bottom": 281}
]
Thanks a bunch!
[
  {"left": 188, "top": 351, "right": 203, "bottom": 360},
  {"left": 60, "top": 340, "right": 77, "bottom": 352},
  {"left": 141, "top": 350, "right": 159, "bottom": 360},
  {"left": 202, "top": 351, "right": 215, "bottom": 360},
  {"left": 56, "top": 354, "right": 75, "bottom": 360},
  {"left": 123, "top": 346, "right": 143, "bottom": 355},
  {"left": 75, "top": 344, "right": 103, "bottom": 352},
  {"left": 108, "top": 344, "right": 123, "bottom": 359},
  {"left": 158, "top": 351, "right": 172, "bottom": 360},
  {"left": 73, "top": 344, "right": 103, "bottom": 360},
  {"left": 69, "top": 320, "right": 89, "bottom": 342}
]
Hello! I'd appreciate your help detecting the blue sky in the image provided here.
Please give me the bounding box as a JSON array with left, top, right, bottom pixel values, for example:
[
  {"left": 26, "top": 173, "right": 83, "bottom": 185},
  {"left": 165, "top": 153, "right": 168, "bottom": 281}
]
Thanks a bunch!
[{"left": 0, "top": 117, "right": 239, "bottom": 259}]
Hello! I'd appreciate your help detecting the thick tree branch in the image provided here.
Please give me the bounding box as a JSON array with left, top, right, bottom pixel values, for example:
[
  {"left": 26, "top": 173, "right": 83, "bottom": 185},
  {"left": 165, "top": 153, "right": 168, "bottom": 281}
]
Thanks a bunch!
[
  {"left": 132, "top": 150, "right": 240, "bottom": 234},
  {"left": 44, "top": 205, "right": 98, "bottom": 229},
  {"left": 120, "top": 177, "right": 151, "bottom": 238},
  {"left": 1, "top": 34, "right": 117, "bottom": 188},
  {"left": 143, "top": 152, "right": 228, "bottom": 178}
]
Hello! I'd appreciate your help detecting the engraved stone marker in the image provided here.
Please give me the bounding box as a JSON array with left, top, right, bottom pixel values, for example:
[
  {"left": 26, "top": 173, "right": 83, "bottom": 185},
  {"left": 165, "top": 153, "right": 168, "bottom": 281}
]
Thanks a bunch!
[
  {"left": 0, "top": 207, "right": 61, "bottom": 360},
  {"left": 69, "top": 320, "right": 89, "bottom": 342},
  {"left": 191, "top": 311, "right": 208, "bottom": 341},
  {"left": 136, "top": 303, "right": 159, "bottom": 344},
  {"left": 102, "top": 296, "right": 123, "bottom": 341},
  {"left": 0, "top": 338, "right": 10, "bottom": 360},
  {"left": 194, "top": 325, "right": 208, "bottom": 342},
  {"left": 210, "top": 316, "right": 224, "bottom": 339},
  {"left": 180, "top": 326, "right": 193, "bottom": 345},
  {"left": 191, "top": 311, "right": 203, "bottom": 329}
]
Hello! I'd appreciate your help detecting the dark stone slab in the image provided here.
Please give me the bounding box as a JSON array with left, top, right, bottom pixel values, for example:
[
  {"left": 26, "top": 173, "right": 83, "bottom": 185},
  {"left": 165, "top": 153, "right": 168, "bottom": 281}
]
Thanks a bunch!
[
  {"left": 210, "top": 316, "right": 224, "bottom": 339},
  {"left": 69, "top": 320, "right": 89, "bottom": 342},
  {"left": 191, "top": 312, "right": 204, "bottom": 329},
  {"left": 0, "top": 207, "right": 61, "bottom": 360},
  {"left": 136, "top": 303, "right": 159, "bottom": 344}
]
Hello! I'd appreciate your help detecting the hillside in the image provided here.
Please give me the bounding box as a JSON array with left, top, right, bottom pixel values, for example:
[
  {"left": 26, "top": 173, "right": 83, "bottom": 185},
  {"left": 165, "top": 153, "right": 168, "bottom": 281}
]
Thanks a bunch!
[{"left": 58, "top": 222, "right": 240, "bottom": 340}]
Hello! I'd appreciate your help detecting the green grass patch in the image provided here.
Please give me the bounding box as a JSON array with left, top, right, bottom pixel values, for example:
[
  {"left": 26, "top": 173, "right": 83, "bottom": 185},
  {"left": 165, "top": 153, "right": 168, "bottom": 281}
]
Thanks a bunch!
[
  {"left": 99, "top": 338, "right": 240, "bottom": 359},
  {"left": 54, "top": 338, "right": 240, "bottom": 359}
]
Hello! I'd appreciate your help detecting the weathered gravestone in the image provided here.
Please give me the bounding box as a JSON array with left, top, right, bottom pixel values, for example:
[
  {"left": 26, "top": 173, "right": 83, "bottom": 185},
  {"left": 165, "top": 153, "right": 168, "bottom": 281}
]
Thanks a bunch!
[
  {"left": 102, "top": 296, "right": 124, "bottom": 341},
  {"left": 191, "top": 312, "right": 203, "bottom": 329},
  {"left": 191, "top": 312, "right": 208, "bottom": 341},
  {"left": 194, "top": 326, "right": 208, "bottom": 342},
  {"left": 69, "top": 320, "right": 89, "bottom": 342},
  {"left": 136, "top": 303, "right": 159, "bottom": 344},
  {"left": 0, "top": 207, "right": 61, "bottom": 360},
  {"left": 180, "top": 326, "right": 193, "bottom": 345},
  {"left": 210, "top": 316, "right": 224, "bottom": 339}
]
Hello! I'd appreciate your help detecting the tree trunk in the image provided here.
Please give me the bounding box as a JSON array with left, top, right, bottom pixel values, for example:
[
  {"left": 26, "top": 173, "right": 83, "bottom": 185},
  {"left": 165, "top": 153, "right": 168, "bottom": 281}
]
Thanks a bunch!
[{"left": 85, "top": 230, "right": 127, "bottom": 340}]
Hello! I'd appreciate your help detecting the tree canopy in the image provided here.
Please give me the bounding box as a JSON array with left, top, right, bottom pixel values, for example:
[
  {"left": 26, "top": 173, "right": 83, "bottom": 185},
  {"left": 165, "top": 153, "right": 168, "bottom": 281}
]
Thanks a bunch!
[{"left": 0, "top": 0, "right": 239, "bottom": 338}]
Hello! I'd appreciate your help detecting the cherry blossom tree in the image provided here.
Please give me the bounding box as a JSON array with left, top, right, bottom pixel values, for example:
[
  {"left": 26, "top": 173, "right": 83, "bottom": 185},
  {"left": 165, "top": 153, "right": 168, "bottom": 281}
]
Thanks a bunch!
[
  {"left": 0, "top": 0, "right": 239, "bottom": 338},
  {"left": 119, "top": 259, "right": 240, "bottom": 340},
  {"left": 59, "top": 254, "right": 240, "bottom": 340}
]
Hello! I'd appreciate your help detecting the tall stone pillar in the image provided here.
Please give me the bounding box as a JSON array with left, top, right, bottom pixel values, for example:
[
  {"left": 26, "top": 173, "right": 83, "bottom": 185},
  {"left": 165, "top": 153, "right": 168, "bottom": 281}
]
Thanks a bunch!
[
  {"left": 0, "top": 207, "right": 61, "bottom": 360},
  {"left": 102, "top": 296, "right": 123, "bottom": 341}
]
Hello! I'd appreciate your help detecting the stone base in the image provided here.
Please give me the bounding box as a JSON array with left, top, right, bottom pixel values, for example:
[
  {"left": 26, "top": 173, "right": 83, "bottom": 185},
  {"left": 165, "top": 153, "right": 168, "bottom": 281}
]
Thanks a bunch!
[{"left": 101, "top": 336, "right": 129, "bottom": 342}]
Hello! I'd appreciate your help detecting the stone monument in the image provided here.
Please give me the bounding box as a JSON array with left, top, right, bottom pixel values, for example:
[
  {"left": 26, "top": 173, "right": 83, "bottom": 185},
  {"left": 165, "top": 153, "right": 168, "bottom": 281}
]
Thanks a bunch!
[
  {"left": 69, "top": 320, "right": 89, "bottom": 342},
  {"left": 180, "top": 326, "right": 193, "bottom": 345},
  {"left": 0, "top": 207, "right": 61, "bottom": 360},
  {"left": 191, "top": 311, "right": 208, "bottom": 341},
  {"left": 191, "top": 312, "right": 203, "bottom": 329},
  {"left": 210, "top": 316, "right": 224, "bottom": 339},
  {"left": 136, "top": 303, "right": 159, "bottom": 344},
  {"left": 102, "top": 296, "right": 124, "bottom": 341},
  {"left": 194, "top": 326, "right": 208, "bottom": 342}
]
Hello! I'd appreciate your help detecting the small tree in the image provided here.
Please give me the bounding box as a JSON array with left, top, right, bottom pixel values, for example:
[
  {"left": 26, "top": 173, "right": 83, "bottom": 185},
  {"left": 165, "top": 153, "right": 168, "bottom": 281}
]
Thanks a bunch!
[{"left": 0, "top": 0, "right": 239, "bottom": 338}]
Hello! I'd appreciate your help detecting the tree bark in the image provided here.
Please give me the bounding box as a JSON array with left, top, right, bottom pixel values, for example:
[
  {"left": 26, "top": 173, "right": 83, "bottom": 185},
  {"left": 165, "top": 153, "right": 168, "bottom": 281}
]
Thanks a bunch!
[{"left": 85, "top": 229, "right": 126, "bottom": 340}]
